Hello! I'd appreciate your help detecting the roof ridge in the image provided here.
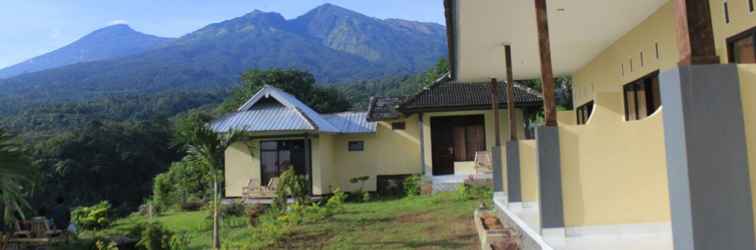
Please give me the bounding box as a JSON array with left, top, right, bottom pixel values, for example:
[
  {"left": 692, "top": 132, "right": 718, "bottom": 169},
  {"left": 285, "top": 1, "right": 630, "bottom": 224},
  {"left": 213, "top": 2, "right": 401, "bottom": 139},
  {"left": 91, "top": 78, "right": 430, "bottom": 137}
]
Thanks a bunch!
[
  {"left": 512, "top": 82, "right": 544, "bottom": 98},
  {"left": 397, "top": 72, "right": 452, "bottom": 110}
]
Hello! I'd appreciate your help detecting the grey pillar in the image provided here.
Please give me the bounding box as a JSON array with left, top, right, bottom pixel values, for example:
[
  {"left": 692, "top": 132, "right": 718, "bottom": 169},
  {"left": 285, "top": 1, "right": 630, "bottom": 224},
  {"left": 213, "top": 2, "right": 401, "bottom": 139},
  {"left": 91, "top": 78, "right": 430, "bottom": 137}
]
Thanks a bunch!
[
  {"left": 492, "top": 146, "right": 504, "bottom": 192},
  {"left": 536, "top": 126, "right": 565, "bottom": 229},
  {"left": 660, "top": 64, "right": 754, "bottom": 250},
  {"left": 418, "top": 113, "right": 427, "bottom": 176},
  {"left": 507, "top": 141, "right": 522, "bottom": 203}
]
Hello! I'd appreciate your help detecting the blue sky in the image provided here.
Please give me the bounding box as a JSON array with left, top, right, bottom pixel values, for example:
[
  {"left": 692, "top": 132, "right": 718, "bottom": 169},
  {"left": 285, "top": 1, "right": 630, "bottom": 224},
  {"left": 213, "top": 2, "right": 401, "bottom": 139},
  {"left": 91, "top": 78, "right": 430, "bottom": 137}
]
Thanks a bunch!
[{"left": 0, "top": 0, "right": 445, "bottom": 69}]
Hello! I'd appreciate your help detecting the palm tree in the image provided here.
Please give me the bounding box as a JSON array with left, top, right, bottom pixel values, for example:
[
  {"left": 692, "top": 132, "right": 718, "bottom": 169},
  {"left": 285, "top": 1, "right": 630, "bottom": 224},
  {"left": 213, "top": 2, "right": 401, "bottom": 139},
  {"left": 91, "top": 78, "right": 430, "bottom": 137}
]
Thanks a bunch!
[
  {"left": 0, "top": 129, "right": 34, "bottom": 226},
  {"left": 185, "top": 126, "right": 242, "bottom": 250}
]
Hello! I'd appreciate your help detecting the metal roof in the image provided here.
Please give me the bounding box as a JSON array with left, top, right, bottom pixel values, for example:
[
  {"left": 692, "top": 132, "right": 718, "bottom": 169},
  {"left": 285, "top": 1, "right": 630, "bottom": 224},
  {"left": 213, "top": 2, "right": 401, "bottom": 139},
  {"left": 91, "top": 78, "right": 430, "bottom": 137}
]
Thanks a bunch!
[
  {"left": 323, "top": 112, "right": 377, "bottom": 134},
  {"left": 211, "top": 85, "right": 376, "bottom": 134}
]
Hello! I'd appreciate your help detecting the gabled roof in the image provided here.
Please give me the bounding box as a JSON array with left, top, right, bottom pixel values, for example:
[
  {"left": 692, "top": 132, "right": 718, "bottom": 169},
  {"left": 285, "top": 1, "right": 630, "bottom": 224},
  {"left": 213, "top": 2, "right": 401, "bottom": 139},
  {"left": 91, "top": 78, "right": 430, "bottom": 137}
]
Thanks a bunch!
[
  {"left": 366, "top": 78, "right": 544, "bottom": 120},
  {"left": 398, "top": 80, "right": 543, "bottom": 112},
  {"left": 211, "top": 85, "right": 375, "bottom": 134}
]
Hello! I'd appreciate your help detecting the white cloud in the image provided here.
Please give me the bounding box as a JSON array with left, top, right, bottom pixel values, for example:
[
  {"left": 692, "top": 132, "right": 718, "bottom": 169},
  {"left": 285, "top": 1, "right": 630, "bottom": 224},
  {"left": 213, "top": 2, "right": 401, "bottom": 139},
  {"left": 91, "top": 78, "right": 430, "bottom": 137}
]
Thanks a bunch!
[{"left": 107, "top": 20, "right": 128, "bottom": 26}]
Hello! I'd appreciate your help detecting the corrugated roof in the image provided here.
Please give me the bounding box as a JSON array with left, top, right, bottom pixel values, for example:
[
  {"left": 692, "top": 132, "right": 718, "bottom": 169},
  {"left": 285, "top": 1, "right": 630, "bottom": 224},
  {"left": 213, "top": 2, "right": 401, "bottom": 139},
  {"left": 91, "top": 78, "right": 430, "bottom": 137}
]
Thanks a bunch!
[
  {"left": 210, "top": 106, "right": 314, "bottom": 133},
  {"left": 398, "top": 81, "right": 543, "bottom": 111},
  {"left": 237, "top": 85, "right": 340, "bottom": 133},
  {"left": 323, "top": 112, "right": 376, "bottom": 134},
  {"left": 211, "top": 85, "right": 376, "bottom": 134}
]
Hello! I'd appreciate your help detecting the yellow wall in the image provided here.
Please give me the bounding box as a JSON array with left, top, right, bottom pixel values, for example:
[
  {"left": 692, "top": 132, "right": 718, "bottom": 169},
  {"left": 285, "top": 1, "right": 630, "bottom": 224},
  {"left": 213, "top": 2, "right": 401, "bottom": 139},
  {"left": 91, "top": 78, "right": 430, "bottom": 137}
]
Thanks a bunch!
[
  {"left": 711, "top": 0, "right": 756, "bottom": 63},
  {"left": 224, "top": 141, "right": 260, "bottom": 197},
  {"left": 327, "top": 116, "right": 422, "bottom": 193},
  {"left": 558, "top": 93, "right": 670, "bottom": 227},
  {"left": 519, "top": 140, "right": 539, "bottom": 203},
  {"left": 562, "top": 2, "right": 676, "bottom": 227},
  {"left": 737, "top": 65, "right": 756, "bottom": 237}
]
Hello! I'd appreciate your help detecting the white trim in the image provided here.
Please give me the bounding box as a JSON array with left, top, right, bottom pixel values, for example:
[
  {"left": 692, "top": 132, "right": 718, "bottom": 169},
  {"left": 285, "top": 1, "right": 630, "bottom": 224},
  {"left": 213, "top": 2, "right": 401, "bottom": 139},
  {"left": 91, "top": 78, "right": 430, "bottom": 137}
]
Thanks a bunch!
[
  {"left": 493, "top": 194, "right": 555, "bottom": 250},
  {"left": 565, "top": 222, "right": 672, "bottom": 238}
]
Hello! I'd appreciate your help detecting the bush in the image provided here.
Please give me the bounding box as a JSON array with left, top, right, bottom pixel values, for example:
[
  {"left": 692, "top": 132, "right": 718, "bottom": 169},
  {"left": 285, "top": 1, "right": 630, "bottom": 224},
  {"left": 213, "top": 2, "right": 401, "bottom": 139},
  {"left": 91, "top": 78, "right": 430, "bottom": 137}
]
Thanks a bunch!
[
  {"left": 273, "top": 168, "right": 310, "bottom": 210},
  {"left": 325, "top": 189, "right": 347, "bottom": 214},
  {"left": 71, "top": 201, "right": 112, "bottom": 230},
  {"left": 220, "top": 200, "right": 246, "bottom": 217},
  {"left": 456, "top": 184, "right": 493, "bottom": 201},
  {"left": 136, "top": 222, "right": 173, "bottom": 250},
  {"left": 179, "top": 199, "right": 205, "bottom": 212},
  {"left": 95, "top": 240, "right": 119, "bottom": 250},
  {"left": 403, "top": 175, "right": 422, "bottom": 197},
  {"left": 152, "top": 159, "right": 212, "bottom": 210}
]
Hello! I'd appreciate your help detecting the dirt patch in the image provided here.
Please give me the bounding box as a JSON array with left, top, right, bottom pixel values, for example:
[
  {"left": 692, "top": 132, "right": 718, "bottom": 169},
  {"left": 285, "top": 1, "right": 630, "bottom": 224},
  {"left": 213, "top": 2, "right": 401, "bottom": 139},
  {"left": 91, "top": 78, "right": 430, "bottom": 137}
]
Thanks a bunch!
[
  {"left": 396, "top": 211, "right": 436, "bottom": 224},
  {"left": 271, "top": 231, "right": 334, "bottom": 249}
]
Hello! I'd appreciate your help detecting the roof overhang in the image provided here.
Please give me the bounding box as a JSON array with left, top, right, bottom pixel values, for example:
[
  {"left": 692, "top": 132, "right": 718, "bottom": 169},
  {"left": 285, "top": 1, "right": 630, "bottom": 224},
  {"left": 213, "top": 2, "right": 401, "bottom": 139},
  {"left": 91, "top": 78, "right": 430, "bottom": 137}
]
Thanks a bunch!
[{"left": 446, "top": 0, "right": 668, "bottom": 82}]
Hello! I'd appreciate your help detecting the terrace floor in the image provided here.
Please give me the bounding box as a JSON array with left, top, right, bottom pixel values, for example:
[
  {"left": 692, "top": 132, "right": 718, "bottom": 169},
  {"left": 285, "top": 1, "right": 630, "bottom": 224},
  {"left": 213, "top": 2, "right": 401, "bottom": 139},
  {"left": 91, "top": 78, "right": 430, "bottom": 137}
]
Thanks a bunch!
[{"left": 493, "top": 193, "right": 673, "bottom": 250}]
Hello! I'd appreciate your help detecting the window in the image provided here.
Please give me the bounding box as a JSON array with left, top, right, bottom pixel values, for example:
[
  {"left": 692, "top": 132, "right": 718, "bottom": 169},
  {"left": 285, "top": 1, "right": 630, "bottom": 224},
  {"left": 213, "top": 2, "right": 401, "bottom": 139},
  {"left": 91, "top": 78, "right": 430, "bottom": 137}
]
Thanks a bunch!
[
  {"left": 391, "top": 122, "right": 406, "bottom": 130},
  {"left": 623, "top": 71, "right": 661, "bottom": 121},
  {"left": 576, "top": 101, "right": 594, "bottom": 125},
  {"left": 725, "top": 0, "right": 731, "bottom": 23},
  {"left": 348, "top": 141, "right": 364, "bottom": 151},
  {"left": 728, "top": 27, "right": 756, "bottom": 63},
  {"left": 260, "top": 140, "right": 307, "bottom": 185},
  {"left": 629, "top": 58, "right": 634, "bottom": 72},
  {"left": 750, "top": 0, "right": 755, "bottom": 13},
  {"left": 620, "top": 64, "right": 625, "bottom": 76}
]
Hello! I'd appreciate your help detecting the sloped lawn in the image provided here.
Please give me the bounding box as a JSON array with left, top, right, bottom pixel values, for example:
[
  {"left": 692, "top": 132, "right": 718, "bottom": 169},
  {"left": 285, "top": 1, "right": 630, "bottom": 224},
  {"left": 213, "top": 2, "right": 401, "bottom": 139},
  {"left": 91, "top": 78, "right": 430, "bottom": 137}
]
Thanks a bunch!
[{"left": 99, "top": 192, "right": 481, "bottom": 250}]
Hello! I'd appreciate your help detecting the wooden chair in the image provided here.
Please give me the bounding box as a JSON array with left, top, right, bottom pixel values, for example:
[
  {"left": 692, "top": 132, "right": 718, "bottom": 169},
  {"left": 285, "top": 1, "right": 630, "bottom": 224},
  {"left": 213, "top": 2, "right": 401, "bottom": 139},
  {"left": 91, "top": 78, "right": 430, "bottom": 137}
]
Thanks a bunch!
[
  {"left": 474, "top": 151, "right": 493, "bottom": 175},
  {"left": 30, "top": 218, "right": 62, "bottom": 239},
  {"left": 242, "top": 177, "right": 280, "bottom": 199},
  {"left": 0, "top": 234, "right": 8, "bottom": 250},
  {"left": 12, "top": 220, "right": 32, "bottom": 238}
]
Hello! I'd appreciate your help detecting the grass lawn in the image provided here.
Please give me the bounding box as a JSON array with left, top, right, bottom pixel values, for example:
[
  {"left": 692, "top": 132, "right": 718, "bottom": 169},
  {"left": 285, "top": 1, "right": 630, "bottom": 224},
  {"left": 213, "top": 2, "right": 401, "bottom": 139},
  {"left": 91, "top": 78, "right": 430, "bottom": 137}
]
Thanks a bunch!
[{"left": 97, "top": 192, "right": 482, "bottom": 250}]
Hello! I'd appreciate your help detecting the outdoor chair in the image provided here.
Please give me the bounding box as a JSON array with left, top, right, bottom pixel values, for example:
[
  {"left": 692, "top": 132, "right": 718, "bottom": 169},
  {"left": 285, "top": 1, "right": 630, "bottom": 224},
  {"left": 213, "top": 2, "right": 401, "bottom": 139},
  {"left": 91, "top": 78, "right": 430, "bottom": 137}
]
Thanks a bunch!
[
  {"left": 474, "top": 151, "right": 493, "bottom": 175},
  {"left": 30, "top": 218, "right": 63, "bottom": 239},
  {"left": 242, "top": 177, "right": 279, "bottom": 199},
  {"left": 12, "top": 221, "right": 32, "bottom": 238},
  {"left": 0, "top": 234, "right": 8, "bottom": 250}
]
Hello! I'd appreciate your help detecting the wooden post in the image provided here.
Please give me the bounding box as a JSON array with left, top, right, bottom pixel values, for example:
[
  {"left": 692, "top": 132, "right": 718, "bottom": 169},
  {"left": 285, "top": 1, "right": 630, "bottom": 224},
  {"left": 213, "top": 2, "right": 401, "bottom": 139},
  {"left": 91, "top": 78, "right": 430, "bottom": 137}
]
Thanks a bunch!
[
  {"left": 491, "top": 78, "right": 502, "bottom": 147},
  {"left": 535, "top": 0, "right": 558, "bottom": 127},
  {"left": 674, "top": 0, "right": 720, "bottom": 65},
  {"left": 505, "top": 45, "right": 517, "bottom": 141}
]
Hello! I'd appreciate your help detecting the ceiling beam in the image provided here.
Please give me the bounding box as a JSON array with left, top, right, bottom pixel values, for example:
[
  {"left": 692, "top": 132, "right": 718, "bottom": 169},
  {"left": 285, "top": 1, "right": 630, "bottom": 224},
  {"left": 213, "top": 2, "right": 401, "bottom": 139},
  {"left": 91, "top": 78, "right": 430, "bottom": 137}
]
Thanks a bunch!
[
  {"left": 505, "top": 45, "right": 517, "bottom": 141},
  {"left": 535, "top": 0, "right": 558, "bottom": 127},
  {"left": 674, "top": 0, "right": 720, "bottom": 65}
]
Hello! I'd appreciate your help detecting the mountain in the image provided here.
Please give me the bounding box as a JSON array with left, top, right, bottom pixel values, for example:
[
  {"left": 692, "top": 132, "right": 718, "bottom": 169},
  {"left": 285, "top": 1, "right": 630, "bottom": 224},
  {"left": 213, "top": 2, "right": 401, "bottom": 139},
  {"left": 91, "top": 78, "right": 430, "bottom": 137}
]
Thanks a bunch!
[
  {"left": 0, "top": 4, "right": 447, "bottom": 111},
  {"left": 0, "top": 24, "right": 174, "bottom": 79}
]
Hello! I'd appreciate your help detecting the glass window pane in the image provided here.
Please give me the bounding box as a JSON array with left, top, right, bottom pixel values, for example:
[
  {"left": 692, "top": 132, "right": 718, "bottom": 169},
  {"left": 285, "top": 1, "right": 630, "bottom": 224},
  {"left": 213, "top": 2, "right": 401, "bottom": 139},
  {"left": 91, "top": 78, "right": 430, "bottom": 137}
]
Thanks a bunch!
[
  {"left": 734, "top": 36, "right": 756, "bottom": 63},
  {"left": 636, "top": 84, "right": 648, "bottom": 119},
  {"left": 261, "top": 151, "right": 278, "bottom": 185},
  {"left": 261, "top": 141, "right": 277, "bottom": 151}
]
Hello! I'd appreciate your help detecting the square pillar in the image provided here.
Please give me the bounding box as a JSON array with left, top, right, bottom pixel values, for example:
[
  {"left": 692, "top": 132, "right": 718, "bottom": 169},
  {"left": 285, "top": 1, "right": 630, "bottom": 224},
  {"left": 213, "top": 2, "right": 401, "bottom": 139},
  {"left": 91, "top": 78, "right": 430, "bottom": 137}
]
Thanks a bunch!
[
  {"left": 492, "top": 145, "right": 504, "bottom": 192},
  {"left": 660, "top": 64, "right": 754, "bottom": 250},
  {"left": 536, "top": 126, "right": 565, "bottom": 234},
  {"left": 506, "top": 141, "right": 522, "bottom": 203}
]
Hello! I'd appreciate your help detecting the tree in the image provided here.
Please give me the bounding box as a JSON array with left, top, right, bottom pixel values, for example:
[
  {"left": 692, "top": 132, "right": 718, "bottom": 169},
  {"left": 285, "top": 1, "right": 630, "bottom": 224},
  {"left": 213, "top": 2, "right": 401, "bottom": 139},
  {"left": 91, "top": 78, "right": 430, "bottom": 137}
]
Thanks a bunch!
[
  {"left": 0, "top": 129, "right": 34, "bottom": 226},
  {"left": 184, "top": 126, "right": 243, "bottom": 250},
  {"left": 218, "top": 69, "right": 351, "bottom": 113}
]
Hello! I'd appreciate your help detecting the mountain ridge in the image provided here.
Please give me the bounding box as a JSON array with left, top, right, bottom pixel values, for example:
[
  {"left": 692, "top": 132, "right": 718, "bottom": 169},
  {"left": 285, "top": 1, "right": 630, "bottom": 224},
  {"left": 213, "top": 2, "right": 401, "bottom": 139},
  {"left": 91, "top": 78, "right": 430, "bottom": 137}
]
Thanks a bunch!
[
  {"left": 0, "top": 24, "right": 175, "bottom": 79},
  {"left": 0, "top": 4, "right": 447, "bottom": 110}
]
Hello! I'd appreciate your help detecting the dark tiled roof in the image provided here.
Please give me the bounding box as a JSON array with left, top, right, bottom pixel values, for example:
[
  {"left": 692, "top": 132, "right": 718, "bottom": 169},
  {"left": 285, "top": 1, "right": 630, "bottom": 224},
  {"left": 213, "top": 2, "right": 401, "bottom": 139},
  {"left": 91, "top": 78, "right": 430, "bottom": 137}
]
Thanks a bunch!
[
  {"left": 398, "top": 81, "right": 543, "bottom": 112},
  {"left": 366, "top": 96, "right": 409, "bottom": 122}
]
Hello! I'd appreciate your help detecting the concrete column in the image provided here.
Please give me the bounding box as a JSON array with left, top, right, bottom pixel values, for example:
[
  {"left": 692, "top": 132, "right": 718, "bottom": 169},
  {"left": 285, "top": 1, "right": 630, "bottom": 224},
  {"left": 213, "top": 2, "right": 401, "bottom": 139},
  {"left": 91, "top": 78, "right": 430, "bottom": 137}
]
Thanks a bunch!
[
  {"left": 492, "top": 146, "right": 504, "bottom": 192},
  {"left": 506, "top": 141, "right": 522, "bottom": 203},
  {"left": 418, "top": 113, "right": 427, "bottom": 176},
  {"left": 536, "top": 126, "right": 565, "bottom": 234},
  {"left": 660, "top": 64, "right": 754, "bottom": 250}
]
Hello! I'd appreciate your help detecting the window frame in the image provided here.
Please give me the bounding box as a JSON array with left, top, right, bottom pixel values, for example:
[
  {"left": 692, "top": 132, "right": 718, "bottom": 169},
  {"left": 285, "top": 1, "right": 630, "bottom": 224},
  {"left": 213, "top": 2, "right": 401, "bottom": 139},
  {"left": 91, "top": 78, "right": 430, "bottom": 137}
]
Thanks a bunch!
[
  {"left": 259, "top": 140, "right": 307, "bottom": 185},
  {"left": 750, "top": 0, "right": 755, "bottom": 13},
  {"left": 623, "top": 71, "right": 661, "bottom": 121},
  {"left": 348, "top": 141, "right": 365, "bottom": 152},
  {"left": 727, "top": 26, "right": 756, "bottom": 63},
  {"left": 724, "top": 0, "right": 731, "bottom": 24},
  {"left": 391, "top": 122, "right": 406, "bottom": 130},
  {"left": 576, "top": 100, "right": 595, "bottom": 125}
]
